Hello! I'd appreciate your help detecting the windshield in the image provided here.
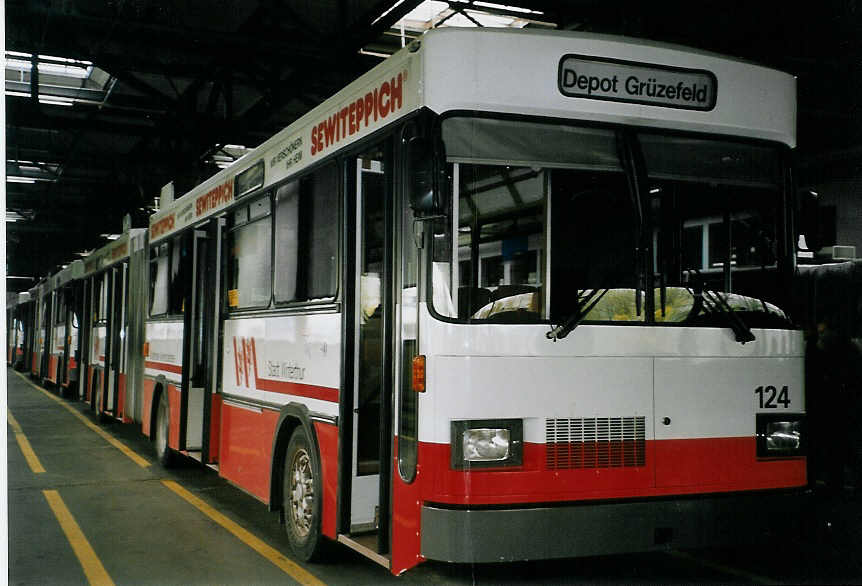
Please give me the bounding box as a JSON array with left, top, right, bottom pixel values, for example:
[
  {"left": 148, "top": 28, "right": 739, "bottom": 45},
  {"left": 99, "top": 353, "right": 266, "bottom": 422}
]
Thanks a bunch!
[{"left": 430, "top": 116, "right": 792, "bottom": 328}]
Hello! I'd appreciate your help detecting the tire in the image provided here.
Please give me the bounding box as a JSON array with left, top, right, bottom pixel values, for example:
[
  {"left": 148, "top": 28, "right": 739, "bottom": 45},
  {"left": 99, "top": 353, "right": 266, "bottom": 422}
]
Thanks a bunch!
[
  {"left": 283, "top": 426, "right": 324, "bottom": 561},
  {"left": 154, "top": 391, "right": 175, "bottom": 467}
]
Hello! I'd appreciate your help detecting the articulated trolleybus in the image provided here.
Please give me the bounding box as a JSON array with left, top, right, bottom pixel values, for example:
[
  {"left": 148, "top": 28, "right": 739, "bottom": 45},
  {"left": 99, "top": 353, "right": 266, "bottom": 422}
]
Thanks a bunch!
[{"left": 112, "top": 28, "right": 806, "bottom": 574}]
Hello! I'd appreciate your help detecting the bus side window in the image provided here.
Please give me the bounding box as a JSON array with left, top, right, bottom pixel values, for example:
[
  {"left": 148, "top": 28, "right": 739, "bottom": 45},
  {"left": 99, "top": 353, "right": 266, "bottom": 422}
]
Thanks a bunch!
[
  {"left": 149, "top": 242, "right": 169, "bottom": 316},
  {"left": 274, "top": 181, "right": 300, "bottom": 302},
  {"left": 98, "top": 274, "right": 108, "bottom": 322},
  {"left": 300, "top": 163, "right": 338, "bottom": 300},
  {"left": 55, "top": 291, "right": 66, "bottom": 325},
  {"left": 227, "top": 195, "right": 273, "bottom": 309},
  {"left": 169, "top": 234, "right": 188, "bottom": 314},
  {"left": 274, "top": 163, "right": 338, "bottom": 304}
]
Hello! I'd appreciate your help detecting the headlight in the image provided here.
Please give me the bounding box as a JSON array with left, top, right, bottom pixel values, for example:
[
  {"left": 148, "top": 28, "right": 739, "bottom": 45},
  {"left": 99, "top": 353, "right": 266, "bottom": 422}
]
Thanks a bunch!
[
  {"left": 451, "top": 419, "right": 523, "bottom": 469},
  {"left": 757, "top": 414, "right": 805, "bottom": 458},
  {"left": 463, "top": 428, "right": 510, "bottom": 461},
  {"left": 765, "top": 421, "right": 801, "bottom": 451}
]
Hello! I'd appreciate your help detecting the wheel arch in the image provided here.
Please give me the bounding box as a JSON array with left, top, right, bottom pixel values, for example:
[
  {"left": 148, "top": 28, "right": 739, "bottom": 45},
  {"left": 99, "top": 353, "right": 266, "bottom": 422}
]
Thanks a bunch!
[{"left": 269, "top": 403, "right": 321, "bottom": 514}]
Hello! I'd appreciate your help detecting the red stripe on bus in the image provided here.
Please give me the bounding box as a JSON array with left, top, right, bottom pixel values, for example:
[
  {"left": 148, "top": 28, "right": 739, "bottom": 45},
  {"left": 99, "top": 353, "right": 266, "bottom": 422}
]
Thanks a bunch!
[
  {"left": 420, "top": 437, "right": 806, "bottom": 506},
  {"left": 144, "top": 360, "right": 183, "bottom": 374},
  {"left": 254, "top": 378, "right": 340, "bottom": 403}
]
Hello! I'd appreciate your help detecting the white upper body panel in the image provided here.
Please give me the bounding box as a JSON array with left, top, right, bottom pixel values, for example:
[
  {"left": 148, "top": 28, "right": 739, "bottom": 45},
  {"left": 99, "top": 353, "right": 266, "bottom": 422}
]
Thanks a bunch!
[
  {"left": 421, "top": 28, "right": 795, "bottom": 147},
  {"left": 149, "top": 28, "right": 795, "bottom": 243}
]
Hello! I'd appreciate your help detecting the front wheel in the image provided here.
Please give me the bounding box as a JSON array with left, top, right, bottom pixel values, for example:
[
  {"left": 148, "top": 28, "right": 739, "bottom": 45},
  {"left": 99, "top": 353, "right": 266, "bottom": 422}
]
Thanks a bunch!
[
  {"left": 283, "top": 426, "right": 324, "bottom": 561},
  {"left": 154, "top": 392, "right": 175, "bottom": 467}
]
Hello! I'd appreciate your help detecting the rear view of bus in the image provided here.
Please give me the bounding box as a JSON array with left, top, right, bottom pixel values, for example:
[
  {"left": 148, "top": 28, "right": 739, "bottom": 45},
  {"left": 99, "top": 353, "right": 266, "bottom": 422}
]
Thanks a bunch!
[{"left": 396, "top": 29, "right": 806, "bottom": 571}]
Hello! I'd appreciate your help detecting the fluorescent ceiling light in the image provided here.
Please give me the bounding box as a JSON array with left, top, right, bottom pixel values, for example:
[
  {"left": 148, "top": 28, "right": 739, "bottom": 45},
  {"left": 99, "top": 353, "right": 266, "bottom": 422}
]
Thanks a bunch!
[
  {"left": 473, "top": 1, "right": 543, "bottom": 14},
  {"left": 6, "top": 51, "right": 92, "bottom": 65},
  {"left": 5, "top": 51, "right": 93, "bottom": 79},
  {"left": 5, "top": 91, "right": 77, "bottom": 106},
  {"left": 38, "top": 98, "right": 74, "bottom": 106},
  {"left": 7, "top": 175, "right": 54, "bottom": 183},
  {"left": 100, "top": 233, "right": 121, "bottom": 240},
  {"left": 373, "top": 0, "right": 407, "bottom": 25},
  {"left": 359, "top": 49, "right": 391, "bottom": 58}
]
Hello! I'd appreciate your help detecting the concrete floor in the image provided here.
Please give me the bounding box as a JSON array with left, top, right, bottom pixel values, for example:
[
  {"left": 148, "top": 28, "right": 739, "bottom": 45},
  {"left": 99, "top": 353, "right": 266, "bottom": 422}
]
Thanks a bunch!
[{"left": 8, "top": 367, "right": 862, "bottom": 585}]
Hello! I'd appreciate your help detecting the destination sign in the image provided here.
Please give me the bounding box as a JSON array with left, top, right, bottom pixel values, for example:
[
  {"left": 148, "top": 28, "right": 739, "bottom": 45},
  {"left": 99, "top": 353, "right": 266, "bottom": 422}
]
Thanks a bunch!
[{"left": 558, "top": 55, "right": 716, "bottom": 111}]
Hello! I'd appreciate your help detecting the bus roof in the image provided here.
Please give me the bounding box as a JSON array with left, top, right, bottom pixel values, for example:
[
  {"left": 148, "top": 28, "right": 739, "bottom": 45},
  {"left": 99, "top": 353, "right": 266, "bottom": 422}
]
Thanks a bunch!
[
  {"left": 82, "top": 229, "right": 146, "bottom": 277},
  {"left": 49, "top": 260, "right": 84, "bottom": 290},
  {"left": 149, "top": 27, "right": 796, "bottom": 243}
]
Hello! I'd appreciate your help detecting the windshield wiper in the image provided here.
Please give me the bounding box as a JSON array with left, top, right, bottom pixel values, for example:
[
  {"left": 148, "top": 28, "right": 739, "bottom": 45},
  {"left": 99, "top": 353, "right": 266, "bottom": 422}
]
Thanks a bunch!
[
  {"left": 687, "top": 271, "right": 755, "bottom": 344},
  {"left": 546, "top": 289, "right": 609, "bottom": 341}
]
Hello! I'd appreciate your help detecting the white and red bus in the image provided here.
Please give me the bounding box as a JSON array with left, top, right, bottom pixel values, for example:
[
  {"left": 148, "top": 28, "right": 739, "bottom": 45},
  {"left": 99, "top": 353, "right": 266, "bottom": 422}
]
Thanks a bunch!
[
  {"left": 88, "top": 28, "right": 806, "bottom": 574},
  {"left": 28, "top": 280, "right": 49, "bottom": 380},
  {"left": 40, "top": 260, "right": 85, "bottom": 394},
  {"left": 6, "top": 292, "right": 31, "bottom": 370},
  {"left": 80, "top": 229, "right": 149, "bottom": 417}
]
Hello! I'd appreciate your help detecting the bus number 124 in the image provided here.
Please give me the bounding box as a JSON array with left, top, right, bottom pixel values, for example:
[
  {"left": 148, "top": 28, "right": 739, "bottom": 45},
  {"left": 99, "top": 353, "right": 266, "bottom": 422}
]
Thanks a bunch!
[{"left": 755, "top": 385, "right": 791, "bottom": 409}]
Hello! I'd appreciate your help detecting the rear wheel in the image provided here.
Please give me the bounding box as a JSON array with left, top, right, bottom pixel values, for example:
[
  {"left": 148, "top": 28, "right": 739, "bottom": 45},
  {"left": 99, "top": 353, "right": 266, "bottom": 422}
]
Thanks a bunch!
[
  {"left": 283, "top": 426, "right": 324, "bottom": 561},
  {"left": 154, "top": 392, "right": 175, "bottom": 467}
]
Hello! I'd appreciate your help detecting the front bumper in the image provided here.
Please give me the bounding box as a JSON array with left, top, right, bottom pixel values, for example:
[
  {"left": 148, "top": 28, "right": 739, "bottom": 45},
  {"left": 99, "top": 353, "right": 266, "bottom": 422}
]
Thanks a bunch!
[{"left": 421, "top": 489, "right": 809, "bottom": 563}]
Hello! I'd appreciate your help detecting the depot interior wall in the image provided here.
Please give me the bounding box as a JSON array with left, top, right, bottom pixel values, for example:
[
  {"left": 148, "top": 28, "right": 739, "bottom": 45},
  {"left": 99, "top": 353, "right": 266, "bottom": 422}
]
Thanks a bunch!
[{"left": 812, "top": 175, "right": 862, "bottom": 255}]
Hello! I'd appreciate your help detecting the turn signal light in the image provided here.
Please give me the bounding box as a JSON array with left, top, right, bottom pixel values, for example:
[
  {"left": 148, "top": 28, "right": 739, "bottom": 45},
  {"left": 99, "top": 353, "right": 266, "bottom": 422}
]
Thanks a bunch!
[{"left": 412, "top": 355, "right": 426, "bottom": 393}]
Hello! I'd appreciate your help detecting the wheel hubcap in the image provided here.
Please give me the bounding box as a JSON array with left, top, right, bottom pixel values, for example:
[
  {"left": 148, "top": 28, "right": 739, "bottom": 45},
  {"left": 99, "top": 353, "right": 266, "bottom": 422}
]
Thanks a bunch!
[{"left": 288, "top": 448, "right": 314, "bottom": 537}]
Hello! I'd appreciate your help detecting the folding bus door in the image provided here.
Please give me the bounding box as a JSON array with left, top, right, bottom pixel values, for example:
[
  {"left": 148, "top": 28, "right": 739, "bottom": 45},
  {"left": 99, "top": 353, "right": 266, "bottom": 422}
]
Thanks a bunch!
[
  {"left": 104, "top": 263, "right": 127, "bottom": 416},
  {"left": 345, "top": 141, "right": 394, "bottom": 557},
  {"left": 180, "top": 221, "right": 222, "bottom": 464}
]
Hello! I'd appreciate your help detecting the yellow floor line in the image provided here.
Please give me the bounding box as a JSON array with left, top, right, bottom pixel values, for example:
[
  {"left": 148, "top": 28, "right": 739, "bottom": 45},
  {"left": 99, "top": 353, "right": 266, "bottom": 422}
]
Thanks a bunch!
[
  {"left": 8, "top": 409, "right": 46, "bottom": 474},
  {"left": 13, "top": 371, "right": 150, "bottom": 468},
  {"left": 161, "top": 479, "right": 326, "bottom": 586},
  {"left": 43, "top": 490, "right": 115, "bottom": 586}
]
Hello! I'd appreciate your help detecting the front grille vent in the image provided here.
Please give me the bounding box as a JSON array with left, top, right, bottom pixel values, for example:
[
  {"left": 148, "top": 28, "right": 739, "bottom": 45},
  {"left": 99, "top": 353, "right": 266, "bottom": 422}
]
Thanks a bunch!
[{"left": 545, "top": 416, "right": 646, "bottom": 470}]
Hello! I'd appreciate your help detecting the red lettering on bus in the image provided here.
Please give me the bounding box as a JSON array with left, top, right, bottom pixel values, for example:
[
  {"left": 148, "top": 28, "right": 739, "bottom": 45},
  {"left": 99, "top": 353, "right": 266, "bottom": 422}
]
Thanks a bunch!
[
  {"left": 339, "top": 107, "right": 348, "bottom": 139},
  {"left": 150, "top": 214, "right": 175, "bottom": 239},
  {"left": 379, "top": 81, "right": 390, "bottom": 117},
  {"left": 324, "top": 116, "right": 336, "bottom": 146},
  {"left": 111, "top": 242, "right": 128, "bottom": 260},
  {"left": 355, "top": 96, "right": 364, "bottom": 130},
  {"left": 390, "top": 72, "right": 403, "bottom": 111},
  {"left": 195, "top": 180, "right": 234, "bottom": 217},
  {"left": 310, "top": 71, "right": 406, "bottom": 157},
  {"left": 233, "top": 335, "right": 259, "bottom": 390}
]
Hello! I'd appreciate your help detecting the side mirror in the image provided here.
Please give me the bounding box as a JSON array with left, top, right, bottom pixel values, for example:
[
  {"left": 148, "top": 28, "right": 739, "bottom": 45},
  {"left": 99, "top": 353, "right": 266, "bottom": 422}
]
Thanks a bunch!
[
  {"left": 406, "top": 135, "right": 448, "bottom": 217},
  {"left": 798, "top": 188, "right": 822, "bottom": 252}
]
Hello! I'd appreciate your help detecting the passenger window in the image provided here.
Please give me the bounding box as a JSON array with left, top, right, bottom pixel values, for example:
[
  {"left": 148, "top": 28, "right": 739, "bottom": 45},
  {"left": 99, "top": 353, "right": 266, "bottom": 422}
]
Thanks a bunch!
[
  {"left": 169, "top": 235, "right": 188, "bottom": 315},
  {"left": 227, "top": 195, "right": 273, "bottom": 309},
  {"left": 303, "top": 164, "right": 338, "bottom": 299},
  {"left": 98, "top": 274, "right": 108, "bottom": 323},
  {"left": 274, "top": 164, "right": 338, "bottom": 303},
  {"left": 149, "top": 242, "right": 169, "bottom": 316},
  {"left": 274, "top": 181, "right": 300, "bottom": 302}
]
